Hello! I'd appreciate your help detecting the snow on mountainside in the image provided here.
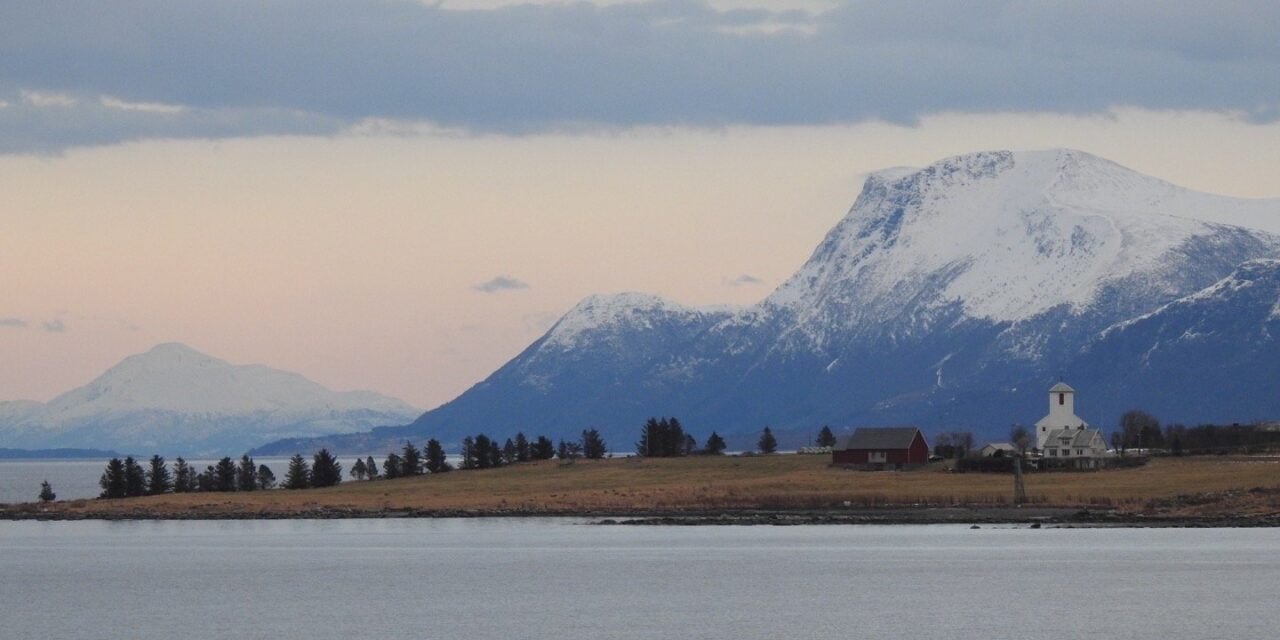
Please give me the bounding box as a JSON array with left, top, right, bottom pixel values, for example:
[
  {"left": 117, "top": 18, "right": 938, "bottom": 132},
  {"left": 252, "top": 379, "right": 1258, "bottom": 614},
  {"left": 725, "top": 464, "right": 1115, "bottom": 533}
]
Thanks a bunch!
[
  {"left": 259, "top": 149, "right": 1280, "bottom": 454},
  {"left": 1071, "top": 259, "right": 1280, "bottom": 423},
  {"left": 762, "top": 149, "right": 1280, "bottom": 350},
  {"left": 538, "top": 292, "right": 729, "bottom": 351},
  {"left": 0, "top": 343, "right": 420, "bottom": 455}
]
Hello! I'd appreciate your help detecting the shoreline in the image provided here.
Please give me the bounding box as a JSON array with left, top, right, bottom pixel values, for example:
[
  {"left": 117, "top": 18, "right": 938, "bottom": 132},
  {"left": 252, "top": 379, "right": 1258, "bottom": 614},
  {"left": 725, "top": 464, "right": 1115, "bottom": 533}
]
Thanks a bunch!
[
  {"left": 3, "top": 503, "right": 1278, "bottom": 528},
  {"left": 5, "top": 456, "right": 1276, "bottom": 526}
]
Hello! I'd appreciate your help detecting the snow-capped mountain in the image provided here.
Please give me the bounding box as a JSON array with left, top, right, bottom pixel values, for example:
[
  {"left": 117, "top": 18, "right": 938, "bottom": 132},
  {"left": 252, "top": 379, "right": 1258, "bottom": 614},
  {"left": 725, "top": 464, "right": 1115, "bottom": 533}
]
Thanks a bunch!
[
  {"left": 0, "top": 343, "right": 420, "bottom": 455},
  {"left": 264, "top": 149, "right": 1280, "bottom": 453}
]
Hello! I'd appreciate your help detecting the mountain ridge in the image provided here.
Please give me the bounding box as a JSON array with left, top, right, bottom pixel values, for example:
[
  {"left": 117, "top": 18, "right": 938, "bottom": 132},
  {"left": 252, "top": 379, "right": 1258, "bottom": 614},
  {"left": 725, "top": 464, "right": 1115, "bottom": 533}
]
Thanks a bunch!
[{"left": 0, "top": 343, "right": 420, "bottom": 455}]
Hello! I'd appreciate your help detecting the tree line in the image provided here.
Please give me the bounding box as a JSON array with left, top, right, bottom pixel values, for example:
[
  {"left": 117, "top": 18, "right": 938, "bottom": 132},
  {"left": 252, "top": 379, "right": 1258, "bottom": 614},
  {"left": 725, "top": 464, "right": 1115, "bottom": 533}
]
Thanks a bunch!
[
  {"left": 88, "top": 419, "right": 844, "bottom": 502},
  {"left": 98, "top": 450, "right": 341, "bottom": 498},
  {"left": 633, "top": 417, "right": 786, "bottom": 456}
]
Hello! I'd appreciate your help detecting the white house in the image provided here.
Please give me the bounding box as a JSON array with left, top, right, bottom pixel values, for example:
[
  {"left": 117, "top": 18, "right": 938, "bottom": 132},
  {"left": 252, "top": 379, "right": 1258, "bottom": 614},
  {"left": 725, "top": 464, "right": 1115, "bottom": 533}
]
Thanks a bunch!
[{"left": 1040, "top": 428, "right": 1109, "bottom": 464}]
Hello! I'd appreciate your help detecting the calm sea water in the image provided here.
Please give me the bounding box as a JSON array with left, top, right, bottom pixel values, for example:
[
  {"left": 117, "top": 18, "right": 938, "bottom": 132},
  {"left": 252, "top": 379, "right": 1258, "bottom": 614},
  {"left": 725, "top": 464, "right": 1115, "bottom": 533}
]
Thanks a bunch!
[{"left": 1, "top": 520, "right": 1277, "bottom": 640}]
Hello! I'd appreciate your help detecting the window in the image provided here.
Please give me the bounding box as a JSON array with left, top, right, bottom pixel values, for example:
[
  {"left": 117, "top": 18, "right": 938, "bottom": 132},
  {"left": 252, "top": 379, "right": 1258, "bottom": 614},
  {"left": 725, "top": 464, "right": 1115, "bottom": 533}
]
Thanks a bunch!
[
  {"left": 1059, "top": 393, "right": 1065, "bottom": 405},
  {"left": 1047, "top": 449, "right": 1057, "bottom": 456},
  {"left": 1076, "top": 449, "right": 1085, "bottom": 456}
]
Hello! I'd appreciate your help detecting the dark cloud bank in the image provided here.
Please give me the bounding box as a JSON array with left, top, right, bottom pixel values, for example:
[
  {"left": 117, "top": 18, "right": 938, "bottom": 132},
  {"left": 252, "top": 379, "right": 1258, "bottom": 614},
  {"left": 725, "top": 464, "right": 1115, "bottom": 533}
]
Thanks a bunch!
[{"left": 2, "top": 0, "right": 1277, "bottom": 152}]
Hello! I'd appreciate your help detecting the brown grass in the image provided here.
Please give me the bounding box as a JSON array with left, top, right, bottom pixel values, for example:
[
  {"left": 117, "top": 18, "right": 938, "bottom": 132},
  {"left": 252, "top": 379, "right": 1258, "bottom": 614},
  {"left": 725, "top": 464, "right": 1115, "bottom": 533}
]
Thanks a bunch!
[{"left": 34, "top": 454, "right": 1280, "bottom": 518}]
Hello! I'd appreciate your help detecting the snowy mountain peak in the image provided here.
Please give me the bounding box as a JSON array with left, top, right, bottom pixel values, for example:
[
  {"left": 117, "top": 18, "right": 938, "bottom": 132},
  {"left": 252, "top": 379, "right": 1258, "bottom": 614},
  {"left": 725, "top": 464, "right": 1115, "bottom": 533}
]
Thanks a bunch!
[
  {"left": 113, "top": 341, "right": 224, "bottom": 371},
  {"left": 765, "top": 149, "right": 1280, "bottom": 346},
  {"left": 542, "top": 292, "right": 727, "bottom": 350}
]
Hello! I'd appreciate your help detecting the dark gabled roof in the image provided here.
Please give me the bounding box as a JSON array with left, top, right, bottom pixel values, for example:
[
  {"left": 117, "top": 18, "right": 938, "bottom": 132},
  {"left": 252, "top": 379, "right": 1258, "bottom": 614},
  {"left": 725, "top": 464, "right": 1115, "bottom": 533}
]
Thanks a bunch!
[
  {"left": 835, "top": 427, "right": 923, "bottom": 451},
  {"left": 1044, "top": 428, "right": 1103, "bottom": 448}
]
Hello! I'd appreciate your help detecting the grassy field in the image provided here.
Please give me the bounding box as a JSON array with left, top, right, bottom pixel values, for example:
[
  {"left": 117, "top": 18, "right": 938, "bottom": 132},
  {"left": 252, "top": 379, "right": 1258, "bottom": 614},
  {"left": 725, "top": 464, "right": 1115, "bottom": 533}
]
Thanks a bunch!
[{"left": 27, "top": 453, "right": 1280, "bottom": 518}]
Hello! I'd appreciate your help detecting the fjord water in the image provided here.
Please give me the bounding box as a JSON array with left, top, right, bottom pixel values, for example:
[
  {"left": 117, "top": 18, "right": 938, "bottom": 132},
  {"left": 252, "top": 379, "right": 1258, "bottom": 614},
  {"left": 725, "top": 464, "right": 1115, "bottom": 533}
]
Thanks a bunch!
[
  {"left": 2, "top": 520, "right": 1277, "bottom": 640},
  {"left": 0, "top": 457, "right": 302, "bottom": 503}
]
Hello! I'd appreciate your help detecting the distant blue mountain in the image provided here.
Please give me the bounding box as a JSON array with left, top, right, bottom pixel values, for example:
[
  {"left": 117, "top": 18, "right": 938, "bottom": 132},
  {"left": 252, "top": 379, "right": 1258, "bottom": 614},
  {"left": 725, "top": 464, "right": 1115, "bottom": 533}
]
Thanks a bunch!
[
  {"left": 256, "top": 149, "right": 1280, "bottom": 455},
  {"left": 0, "top": 447, "right": 120, "bottom": 460}
]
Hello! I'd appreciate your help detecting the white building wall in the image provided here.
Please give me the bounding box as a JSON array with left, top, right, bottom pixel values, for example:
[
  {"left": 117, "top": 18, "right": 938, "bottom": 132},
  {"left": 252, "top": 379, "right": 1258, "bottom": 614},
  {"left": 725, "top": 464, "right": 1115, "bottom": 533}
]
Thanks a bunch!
[{"left": 1034, "top": 386, "right": 1089, "bottom": 449}]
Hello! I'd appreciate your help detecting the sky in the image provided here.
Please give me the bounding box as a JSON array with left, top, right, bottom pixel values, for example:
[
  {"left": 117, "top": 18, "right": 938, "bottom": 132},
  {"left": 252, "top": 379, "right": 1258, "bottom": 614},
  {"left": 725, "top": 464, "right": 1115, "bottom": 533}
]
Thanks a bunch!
[{"left": 3, "top": 0, "right": 1280, "bottom": 410}]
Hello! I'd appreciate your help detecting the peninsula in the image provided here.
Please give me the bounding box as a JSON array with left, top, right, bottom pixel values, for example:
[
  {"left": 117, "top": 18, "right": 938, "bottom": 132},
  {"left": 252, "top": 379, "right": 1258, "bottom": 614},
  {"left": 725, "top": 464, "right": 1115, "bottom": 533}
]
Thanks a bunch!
[{"left": 6, "top": 454, "right": 1278, "bottom": 526}]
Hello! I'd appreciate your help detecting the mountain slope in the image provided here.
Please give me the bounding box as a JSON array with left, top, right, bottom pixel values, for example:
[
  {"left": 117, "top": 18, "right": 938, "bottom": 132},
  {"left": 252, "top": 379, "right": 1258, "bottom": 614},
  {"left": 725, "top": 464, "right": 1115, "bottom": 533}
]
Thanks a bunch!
[
  {"left": 0, "top": 343, "right": 420, "bottom": 455},
  {"left": 1069, "top": 259, "right": 1280, "bottom": 423},
  {"left": 264, "top": 149, "right": 1280, "bottom": 453}
]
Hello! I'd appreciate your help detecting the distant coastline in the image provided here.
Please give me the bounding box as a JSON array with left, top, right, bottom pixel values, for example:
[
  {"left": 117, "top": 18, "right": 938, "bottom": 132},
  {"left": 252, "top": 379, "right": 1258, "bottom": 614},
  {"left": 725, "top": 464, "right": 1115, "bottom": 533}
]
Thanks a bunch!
[{"left": 0, "top": 447, "right": 121, "bottom": 460}]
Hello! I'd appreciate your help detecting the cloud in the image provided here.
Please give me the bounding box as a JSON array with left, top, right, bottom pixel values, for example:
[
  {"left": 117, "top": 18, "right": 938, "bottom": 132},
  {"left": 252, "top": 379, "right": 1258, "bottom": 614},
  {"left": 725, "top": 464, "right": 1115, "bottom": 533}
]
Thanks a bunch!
[
  {"left": 472, "top": 276, "right": 531, "bottom": 293},
  {"left": 0, "top": 317, "right": 27, "bottom": 328},
  {"left": 723, "top": 274, "right": 764, "bottom": 287},
  {"left": 2, "top": 1, "right": 1278, "bottom": 152},
  {"left": 42, "top": 319, "right": 66, "bottom": 333}
]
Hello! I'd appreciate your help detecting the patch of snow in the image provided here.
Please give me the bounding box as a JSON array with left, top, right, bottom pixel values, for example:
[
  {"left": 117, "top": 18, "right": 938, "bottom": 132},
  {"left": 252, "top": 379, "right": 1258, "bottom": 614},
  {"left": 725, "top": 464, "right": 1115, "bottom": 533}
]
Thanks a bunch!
[{"left": 541, "top": 292, "right": 729, "bottom": 350}]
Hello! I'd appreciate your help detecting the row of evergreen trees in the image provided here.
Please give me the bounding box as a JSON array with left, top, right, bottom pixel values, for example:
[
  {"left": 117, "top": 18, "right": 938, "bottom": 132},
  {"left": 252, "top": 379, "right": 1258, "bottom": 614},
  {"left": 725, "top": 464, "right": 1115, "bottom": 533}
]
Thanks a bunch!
[
  {"left": 98, "top": 450, "right": 345, "bottom": 498},
  {"left": 375, "top": 439, "right": 451, "bottom": 480},
  {"left": 633, "top": 417, "right": 802, "bottom": 456},
  {"left": 635, "top": 417, "right": 735, "bottom": 456}
]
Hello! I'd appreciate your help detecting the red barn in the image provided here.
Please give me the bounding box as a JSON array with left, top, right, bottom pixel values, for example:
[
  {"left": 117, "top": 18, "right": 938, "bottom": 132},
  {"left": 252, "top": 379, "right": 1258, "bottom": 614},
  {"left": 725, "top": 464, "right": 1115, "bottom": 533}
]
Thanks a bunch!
[{"left": 832, "top": 427, "right": 930, "bottom": 469}]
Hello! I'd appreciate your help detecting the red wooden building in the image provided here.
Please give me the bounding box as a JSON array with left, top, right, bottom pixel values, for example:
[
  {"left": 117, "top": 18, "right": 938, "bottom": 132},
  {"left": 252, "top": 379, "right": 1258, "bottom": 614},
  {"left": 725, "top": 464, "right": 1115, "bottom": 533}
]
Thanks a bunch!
[{"left": 832, "top": 427, "right": 930, "bottom": 469}]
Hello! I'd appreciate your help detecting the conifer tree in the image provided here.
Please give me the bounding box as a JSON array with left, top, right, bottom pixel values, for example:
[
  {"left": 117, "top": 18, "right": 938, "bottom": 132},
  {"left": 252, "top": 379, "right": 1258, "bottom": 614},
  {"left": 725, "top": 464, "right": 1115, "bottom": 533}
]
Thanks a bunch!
[
  {"left": 581, "top": 428, "right": 607, "bottom": 459},
  {"left": 460, "top": 436, "right": 477, "bottom": 469},
  {"left": 683, "top": 434, "right": 697, "bottom": 456},
  {"left": 488, "top": 438, "right": 502, "bottom": 468},
  {"left": 237, "top": 454, "right": 258, "bottom": 491},
  {"left": 531, "top": 435, "right": 555, "bottom": 460},
  {"left": 39, "top": 480, "right": 56, "bottom": 503},
  {"left": 196, "top": 467, "right": 216, "bottom": 492},
  {"left": 256, "top": 464, "right": 276, "bottom": 490},
  {"left": 284, "top": 454, "right": 311, "bottom": 489},
  {"left": 758, "top": 427, "right": 778, "bottom": 454},
  {"left": 172, "top": 457, "right": 193, "bottom": 493},
  {"left": 400, "top": 441, "right": 422, "bottom": 477},
  {"left": 124, "top": 456, "right": 148, "bottom": 497},
  {"left": 636, "top": 417, "right": 688, "bottom": 457},
  {"left": 515, "top": 432, "right": 531, "bottom": 462},
  {"left": 351, "top": 457, "right": 368, "bottom": 481},
  {"left": 424, "top": 439, "right": 451, "bottom": 473},
  {"left": 146, "top": 454, "right": 172, "bottom": 495},
  {"left": 365, "top": 456, "right": 379, "bottom": 479},
  {"left": 472, "top": 434, "right": 495, "bottom": 469},
  {"left": 99, "top": 458, "right": 126, "bottom": 499},
  {"left": 704, "top": 431, "right": 727, "bottom": 455},
  {"left": 310, "top": 449, "right": 342, "bottom": 488},
  {"left": 383, "top": 453, "right": 402, "bottom": 479},
  {"left": 214, "top": 457, "right": 237, "bottom": 492},
  {"left": 556, "top": 439, "right": 569, "bottom": 460},
  {"left": 501, "top": 438, "right": 518, "bottom": 464},
  {"left": 816, "top": 425, "right": 837, "bottom": 448}
]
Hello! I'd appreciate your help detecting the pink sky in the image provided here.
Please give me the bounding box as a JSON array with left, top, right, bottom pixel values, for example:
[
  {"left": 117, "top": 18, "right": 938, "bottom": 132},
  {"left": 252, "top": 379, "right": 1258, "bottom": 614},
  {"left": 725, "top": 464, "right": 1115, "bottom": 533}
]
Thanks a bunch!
[{"left": 4, "top": 110, "right": 1280, "bottom": 410}]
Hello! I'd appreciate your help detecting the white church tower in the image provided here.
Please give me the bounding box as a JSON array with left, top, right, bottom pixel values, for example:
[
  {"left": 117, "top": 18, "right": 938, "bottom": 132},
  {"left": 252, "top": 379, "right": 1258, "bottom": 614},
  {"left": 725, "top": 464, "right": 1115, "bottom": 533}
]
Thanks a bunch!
[{"left": 1034, "top": 382, "right": 1089, "bottom": 449}]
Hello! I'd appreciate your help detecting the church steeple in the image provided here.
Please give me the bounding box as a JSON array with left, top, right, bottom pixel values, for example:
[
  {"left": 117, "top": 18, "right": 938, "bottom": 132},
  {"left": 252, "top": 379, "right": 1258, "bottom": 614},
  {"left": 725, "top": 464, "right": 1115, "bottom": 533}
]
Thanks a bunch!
[{"left": 1035, "top": 381, "right": 1087, "bottom": 449}]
